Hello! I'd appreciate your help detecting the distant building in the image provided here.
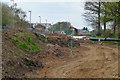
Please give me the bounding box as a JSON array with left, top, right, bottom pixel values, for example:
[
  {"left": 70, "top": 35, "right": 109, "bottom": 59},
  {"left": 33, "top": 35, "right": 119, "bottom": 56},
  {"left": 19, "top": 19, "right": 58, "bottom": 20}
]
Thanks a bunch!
[
  {"left": 29, "top": 23, "right": 51, "bottom": 33},
  {"left": 34, "top": 24, "right": 46, "bottom": 33},
  {"left": 41, "top": 23, "right": 52, "bottom": 31},
  {"left": 28, "top": 23, "right": 37, "bottom": 29},
  {"left": 77, "top": 27, "right": 90, "bottom": 36}
]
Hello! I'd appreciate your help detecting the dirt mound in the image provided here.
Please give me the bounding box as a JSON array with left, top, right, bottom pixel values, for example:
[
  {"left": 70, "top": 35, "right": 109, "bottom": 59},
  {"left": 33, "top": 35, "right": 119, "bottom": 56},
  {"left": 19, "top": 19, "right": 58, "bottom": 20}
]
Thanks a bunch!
[
  {"left": 47, "top": 37, "right": 81, "bottom": 47},
  {"left": 2, "top": 30, "right": 45, "bottom": 78},
  {"left": 2, "top": 30, "right": 72, "bottom": 78},
  {"left": 2, "top": 30, "right": 118, "bottom": 78},
  {"left": 35, "top": 44, "right": 118, "bottom": 78},
  {"left": 47, "top": 34, "right": 95, "bottom": 47}
]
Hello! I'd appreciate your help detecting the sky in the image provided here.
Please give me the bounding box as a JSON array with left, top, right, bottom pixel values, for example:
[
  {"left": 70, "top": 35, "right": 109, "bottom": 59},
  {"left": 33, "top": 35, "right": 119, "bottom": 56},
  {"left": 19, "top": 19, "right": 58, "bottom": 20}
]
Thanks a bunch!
[
  {"left": 1, "top": 0, "right": 94, "bottom": 30},
  {"left": 2, "top": 0, "right": 119, "bottom": 30},
  {"left": 17, "top": 2, "right": 88, "bottom": 29}
]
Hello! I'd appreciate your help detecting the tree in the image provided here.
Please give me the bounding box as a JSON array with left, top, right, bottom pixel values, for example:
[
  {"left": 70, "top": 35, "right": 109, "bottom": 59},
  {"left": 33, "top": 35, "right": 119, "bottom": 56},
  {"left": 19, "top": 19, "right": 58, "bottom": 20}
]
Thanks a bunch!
[
  {"left": 85, "top": 27, "right": 89, "bottom": 31},
  {"left": 98, "top": 2, "right": 101, "bottom": 36},
  {"left": 1, "top": 2, "right": 29, "bottom": 29},
  {"left": 100, "top": 2, "right": 107, "bottom": 34},
  {"left": 84, "top": 1, "right": 120, "bottom": 37},
  {"left": 0, "top": 2, "right": 2, "bottom": 25},
  {"left": 84, "top": 1, "right": 102, "bottom": 36},
  {"left": 100, "top": 2, "right": 120, "bottom": 36},
  {"left": 48, "top": 22, "right": 71, "bottom": 33},
  {"left": 15, "top": 8, "right": 27, "bottom": 21},
  {"left": 82, "top": 27, "right": 86, "bottom": 30},
  {"left": 1, "top": 3, "right": 13, "bottom": 26},
  {"left": 14, "top": 8, "right": 28, "bottom": 29}
]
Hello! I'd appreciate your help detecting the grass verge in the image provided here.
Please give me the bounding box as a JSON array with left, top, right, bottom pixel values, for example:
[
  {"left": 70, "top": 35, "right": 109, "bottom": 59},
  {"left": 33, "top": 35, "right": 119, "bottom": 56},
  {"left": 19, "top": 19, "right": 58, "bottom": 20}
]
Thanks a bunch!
[{"left": 12, "top": 33, "right": 41, "bottom": 52}]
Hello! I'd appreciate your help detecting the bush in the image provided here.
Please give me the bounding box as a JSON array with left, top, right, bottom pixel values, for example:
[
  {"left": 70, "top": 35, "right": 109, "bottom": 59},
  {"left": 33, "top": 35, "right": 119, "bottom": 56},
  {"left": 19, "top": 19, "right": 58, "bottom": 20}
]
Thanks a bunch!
[{"left": 103, "top": 29, "right": 115, "bottom": 38}]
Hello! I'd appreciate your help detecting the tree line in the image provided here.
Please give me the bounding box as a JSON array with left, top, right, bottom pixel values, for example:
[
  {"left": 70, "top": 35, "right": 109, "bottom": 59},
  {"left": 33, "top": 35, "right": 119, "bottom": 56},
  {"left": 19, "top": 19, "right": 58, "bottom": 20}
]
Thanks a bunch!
[
  {"left": 48, "top": 22, "right": 71, "bottom": 33},
  {"left": 84, "top": 1, "right": 120, "bottom": 37}
]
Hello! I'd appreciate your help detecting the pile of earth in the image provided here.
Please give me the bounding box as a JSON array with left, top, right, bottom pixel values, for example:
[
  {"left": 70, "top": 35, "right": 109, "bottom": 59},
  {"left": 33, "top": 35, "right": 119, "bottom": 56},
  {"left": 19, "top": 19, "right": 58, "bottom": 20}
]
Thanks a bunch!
[
  {"left": 2, "top": 29, "right": 71, "bottom": 78},
  {"left": 47, "top": 36, "right": 81, "bottom": 47},
  {"left": 2, "top": 30, "right": 44, "bottom": 78},
  {"left": 46, "top": 34, "right": 95, "bottom": 47}
]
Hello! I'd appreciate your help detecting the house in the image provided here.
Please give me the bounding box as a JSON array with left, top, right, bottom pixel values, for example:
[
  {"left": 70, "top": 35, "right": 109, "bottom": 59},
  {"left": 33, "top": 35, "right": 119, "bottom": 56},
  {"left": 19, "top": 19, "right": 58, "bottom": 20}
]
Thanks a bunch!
[
  {"left": 34, "top": 24, "right": 46, "bottom": 33},
  {"left": 78, "top": 27, "right": 90, "bottom": 36},
  {"left": 78, "top": 29, "right": 90, "bottom": 36}
]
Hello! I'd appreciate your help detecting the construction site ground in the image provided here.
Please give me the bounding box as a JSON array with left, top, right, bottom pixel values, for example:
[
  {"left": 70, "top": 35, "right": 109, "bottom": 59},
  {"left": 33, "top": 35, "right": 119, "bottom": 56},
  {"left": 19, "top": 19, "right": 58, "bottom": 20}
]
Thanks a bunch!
[
  {"left": 26, "top": 43, "right": 118, "bottom": 78},
  {"left": 2, "top": 30, "right": 119, "bottom": 78}
]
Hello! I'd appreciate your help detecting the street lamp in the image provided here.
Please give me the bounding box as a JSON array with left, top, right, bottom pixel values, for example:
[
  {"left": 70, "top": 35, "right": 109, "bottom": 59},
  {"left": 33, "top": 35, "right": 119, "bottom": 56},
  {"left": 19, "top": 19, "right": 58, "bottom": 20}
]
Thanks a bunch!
[
  {"left": 39, "top": 16, "right": 41, "bottom": 24},
  {"left": 28, "top": 11, "right": 31, "bottom": 28}
]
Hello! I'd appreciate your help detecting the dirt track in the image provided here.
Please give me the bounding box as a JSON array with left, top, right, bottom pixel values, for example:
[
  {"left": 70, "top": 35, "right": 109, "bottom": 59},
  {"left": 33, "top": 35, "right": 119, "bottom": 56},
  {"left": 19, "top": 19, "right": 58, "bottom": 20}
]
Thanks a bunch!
[{"left": 26, "top": 44, "right": 118, "bottom": 78}]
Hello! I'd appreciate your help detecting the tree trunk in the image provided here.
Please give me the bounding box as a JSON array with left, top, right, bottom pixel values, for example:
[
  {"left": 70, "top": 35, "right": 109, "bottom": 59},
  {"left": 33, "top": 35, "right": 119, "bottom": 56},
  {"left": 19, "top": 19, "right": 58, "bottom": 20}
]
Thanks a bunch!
[
  {"left": 97, "top": 2, "right": 101, "bottom": 36},
  {"left": 104, "top": 5, "right": 106, "bottom": 34},
  {"left": 113, "top": 19, "right": 116, "bottom": 35}
]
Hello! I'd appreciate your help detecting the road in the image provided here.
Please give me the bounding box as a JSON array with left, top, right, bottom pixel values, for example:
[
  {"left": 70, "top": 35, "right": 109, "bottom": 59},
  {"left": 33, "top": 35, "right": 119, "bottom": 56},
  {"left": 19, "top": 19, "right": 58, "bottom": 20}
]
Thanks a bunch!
[{"left": 26, "top": 44, "right": 118, "bottom": 78}]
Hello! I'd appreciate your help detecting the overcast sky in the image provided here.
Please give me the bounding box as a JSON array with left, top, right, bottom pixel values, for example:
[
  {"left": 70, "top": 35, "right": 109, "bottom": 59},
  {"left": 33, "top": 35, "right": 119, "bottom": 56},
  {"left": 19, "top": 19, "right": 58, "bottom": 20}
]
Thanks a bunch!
[
  {"left": 17, "top": 2, "right": 88, "bottom": 29},
  {"left": 1, "top": 0, "right": 120, "bottom": 30},
  {"left": 1, "top": 0, "right": 93, "bottom": 30}
]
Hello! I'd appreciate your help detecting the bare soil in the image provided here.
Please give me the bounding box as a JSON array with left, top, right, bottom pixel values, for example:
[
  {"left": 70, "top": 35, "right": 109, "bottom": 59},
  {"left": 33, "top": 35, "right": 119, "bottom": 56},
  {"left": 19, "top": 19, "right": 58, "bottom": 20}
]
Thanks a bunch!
[
  {"left": 26, "top": 44, "right": 118, "bottom": 78},
  {"left": 2, "top": 30, "right": 119, "bottom": 78}
]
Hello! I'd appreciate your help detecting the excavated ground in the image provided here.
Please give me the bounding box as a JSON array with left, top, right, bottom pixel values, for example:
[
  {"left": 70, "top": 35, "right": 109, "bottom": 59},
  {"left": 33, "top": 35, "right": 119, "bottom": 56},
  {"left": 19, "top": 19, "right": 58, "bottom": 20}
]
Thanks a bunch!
[
  {"left": 2, "top": 30, "right": 119, "bottom": 78},
  {"left": 26, "top": 43, "right": 118, "bottom": 78}
]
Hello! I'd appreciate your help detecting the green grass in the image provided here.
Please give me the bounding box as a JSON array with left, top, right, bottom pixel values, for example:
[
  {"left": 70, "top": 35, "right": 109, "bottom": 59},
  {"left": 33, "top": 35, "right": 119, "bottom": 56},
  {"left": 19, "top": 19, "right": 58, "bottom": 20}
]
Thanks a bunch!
[
  {"left": 24, "top": 34, "right": 34, "bottom": 44},
  {"left": 102, "top": 41, "right": 120, "bottom": 45},
  {"left": 12, "top": 34, "right": 41, "bottom": 52},
  {"left": 95, "top": 36, "right": 105, "bottom": 38}
]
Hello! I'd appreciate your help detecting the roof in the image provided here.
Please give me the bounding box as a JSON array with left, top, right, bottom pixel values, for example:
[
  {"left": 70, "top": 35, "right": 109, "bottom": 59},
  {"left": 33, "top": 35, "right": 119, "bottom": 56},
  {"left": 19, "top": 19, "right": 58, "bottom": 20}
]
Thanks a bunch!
[
  {"left": 35, "top": 24, "right": 46, "bottom": 29},
  {"left": 69, "top": 26, "right": 77, "bottom": 29}
]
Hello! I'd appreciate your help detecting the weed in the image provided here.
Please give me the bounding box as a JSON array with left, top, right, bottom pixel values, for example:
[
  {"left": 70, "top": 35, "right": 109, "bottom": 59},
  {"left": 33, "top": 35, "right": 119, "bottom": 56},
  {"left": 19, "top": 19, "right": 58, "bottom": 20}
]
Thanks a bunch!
[
  {"left": 24, "top": 34, "right": 34, "bottom": 44},
  {"left": 12, "top": 34, "right": 41, "bottom": 52}
]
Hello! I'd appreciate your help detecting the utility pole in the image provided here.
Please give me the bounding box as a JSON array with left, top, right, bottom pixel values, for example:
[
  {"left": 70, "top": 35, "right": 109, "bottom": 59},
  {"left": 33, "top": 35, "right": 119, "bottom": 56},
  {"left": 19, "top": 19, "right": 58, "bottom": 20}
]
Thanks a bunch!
[
  {"left": 46, "top": 19, "right": 47, "bottom": 25},
  {"left": 45, "top": 19, "right": 47, "bottom": 32},
  {"left": 45, "top": 19, "right": 47, "bottom": 28},
  {"left": 39, "top": 16, "right": 41, "bottom": 24}
]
